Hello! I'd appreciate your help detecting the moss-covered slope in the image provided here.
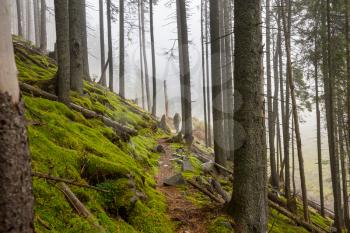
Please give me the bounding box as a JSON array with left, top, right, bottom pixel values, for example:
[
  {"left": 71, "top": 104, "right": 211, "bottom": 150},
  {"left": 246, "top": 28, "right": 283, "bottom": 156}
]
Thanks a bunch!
[{"left": 16, "top": 39, "right": 173, "bottom": 233}]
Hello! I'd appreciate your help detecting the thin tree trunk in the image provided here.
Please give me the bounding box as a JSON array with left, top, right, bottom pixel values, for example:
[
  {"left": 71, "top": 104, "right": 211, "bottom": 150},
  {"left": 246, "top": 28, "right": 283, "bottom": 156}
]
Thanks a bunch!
[
  {"left": 273, "top": 33, "right": 280, "bottom": 184},
  {"left": 201, "top": 0, "right": 208, "bottom": 146},
  {"left": 176, "top": 0, "right": 192, "bottom": 144},
  {"left": 81, "top": 0, "right": 90, "bottom": 81},
  {"left": 314, "top": 33, "right": 325, "bottom": 217},
  {"left": 209, "top": 0, "right": 225, "bottom": 170},
  {"left": 119, "top": 0, "right": 125, "bottom": 98},
  {"left": 291, "top": 115, "right": 296, "bottom": 196},
  {"left": 138, "top": 0, "right": 145, "bottom": 109},
  {"left": 164, "top": 80, "right": 169, "bottom": 117},
  {"left": 26, "top": 0, "right": 32, "bottom": 41},
  {"left": 141, "top": 0, "right": 150, "bottom": 111},
  {"left": 69, "top": 0, "right": 84, "bottom": 94},
  {"left": 33, "top": 0, "right": 39, "bottom": 46},
  {"left": 227, "top": 0, "right": 268, "bottom": 231},
  {"left": 281, "top": 0, "right": 309, "bottom": 221},
  {"left": 345, "top": 0, "right": 350, "bottom": 165},
  {"left": 0, "top": 2, "right": 34, "bottom": 231},
  {"left": 16, "top": 0, "right": 23, "bottom": 37},
  {"left": 150, "top": 0, "right": 157, "bottom": 116},
  {"left": 205, "top": 0, "right": 212, "bottom": 147},
  {"left": 107, "top": 0, "right": 113, "bottom": 91},
  {"left": 54, "top": 0, "right": 70, "bottom": 104},
  {"left": 99, "top": 0, "right": 106, "bottom": 86},
  {"left": 40, "top": 0, "right": 46, "bottom": 51}
]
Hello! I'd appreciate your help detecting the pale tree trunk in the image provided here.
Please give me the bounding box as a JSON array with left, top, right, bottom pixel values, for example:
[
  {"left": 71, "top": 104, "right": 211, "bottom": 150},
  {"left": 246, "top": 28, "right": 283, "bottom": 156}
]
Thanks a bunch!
[
  {"left": 0, "top": 2, "right": 34, "bottom": 232},
  {"left": 224, "top": 0, "right": 234, "bottom": 159},
  {"left": 33, "top": 0, "right": 40, "bottom": 46},
  {"left": 16, "top": 0, "right": 23, "bottom": 37},
  {"left": 266, "top": 0, "right": 278, "bottom": 190},
  {"left": 99, "top": 0, "right": 106, "bottom": 86},
  {"left": 164, "top": 80, "right": 169, "bottom": 117},
  {"left": 273, "top": 31, "right": 280, "bottom": 183},
  {"left": 314, "top": 34, "right": 325, "bottom": 217},
  {"left": 205, "top": 0, "right": 212, "bottom": 147},
  {"left": 107, "top": 0, "right": 114, "bottom": 91},
  {"left": 345, "top": 0, "right": 350, "bottom": 164},
  {"left": 40, "top": 0, "right": 47, "bottom": 51},
  {"left": 324, "top": 0, "right": 344, "bottom": 230},
  {"left": 141, "top": 0, "right": 151, "bottom": 111},
  {"left": 209, "top": 0, "right": 225, "bottom": 169},
  {"left": 69, "top": 0, "right": 84, "bottom": 94},
  {"left": 150, "top": 0, "right": 157, "bottom": 116},
  {"left": 26, "top": 0, "right": 32, "bottom": 41},
  {"left": 138, "top": 0, "right": 145, "bottom": 109},
  {"left": 227, "top": 0, "right": 268, "bottom": 231},
  {"left": 119, "top": 0, "right": 125, "bottom": 98},
  {"left": 176, "top": 0, "right": 192, "bottom": 144},
  {"left": 81, "top": 0, "right": 90, "bottom": 81},
  {"left": 200, "top": 0, "right": 208, "bottom": 146},
  {"left": 281, "top": 0, "right": 309, "bottom": 221},
  {"left": 54, "top": 0, "right": 70, "bottom": 104}
]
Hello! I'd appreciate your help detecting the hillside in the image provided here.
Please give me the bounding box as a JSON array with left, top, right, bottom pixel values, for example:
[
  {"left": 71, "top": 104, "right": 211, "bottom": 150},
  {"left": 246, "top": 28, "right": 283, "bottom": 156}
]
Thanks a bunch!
[{"left": 15, "top": 39, "right": 332, "bottom": 233}]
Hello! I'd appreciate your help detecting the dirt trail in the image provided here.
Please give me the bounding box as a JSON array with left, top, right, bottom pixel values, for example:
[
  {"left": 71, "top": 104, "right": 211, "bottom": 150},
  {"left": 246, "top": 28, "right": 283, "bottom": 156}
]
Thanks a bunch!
[{"left": 156, "top": 139, "right": 217, "bottom": 233}]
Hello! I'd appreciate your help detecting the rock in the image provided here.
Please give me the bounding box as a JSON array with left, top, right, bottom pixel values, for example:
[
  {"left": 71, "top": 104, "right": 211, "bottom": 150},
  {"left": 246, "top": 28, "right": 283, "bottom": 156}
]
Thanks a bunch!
[
  {"left": 202, "top": 160, "right": 215, "bottom": 173},
  {"left": 154, "top": 144, "right": 165, "bottom": 153},
  {"left": 163, "top": 173, "right": 185, "bottom": 186},
  {"left": 159, "top": 115, "right": 171, "bottom": 133},
  {"left": 182, "top": 159, "right": 193, "bottom": 172}
]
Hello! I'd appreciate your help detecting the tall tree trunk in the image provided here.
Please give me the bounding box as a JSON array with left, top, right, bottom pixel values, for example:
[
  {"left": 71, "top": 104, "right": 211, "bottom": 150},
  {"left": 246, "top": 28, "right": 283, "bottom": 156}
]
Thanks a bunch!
[
  {"left": 138, "top": 0, "right": 145, "bottom": 109},
  {"left": 150, "top": 0, "right": 157, "bottom": 116},
  {"left": 33, "top": 0, "right": 40, "bottom": 46},
  {"left": 209, "top": 0, "right": 225, "bottom": 170},
  {"left": 99, "top": 0, "right": 106, "bottom": 86},
  {"left": 141, "top": 0, "right": 151, "bottom": 111},
  {"left": 345, "top": 0, "right": 350, "bottom": 164},
  {"left": 81, "top": 0, "right": 90, "bottom": 81},
  {"left": 267, "top": 0, "right": 279, "bottom": 190},
  {"left": 0, "top": 2, "right": 34, "bottom": 231},
  {"left": 54, "top": 0, "right": 70, "bottom": 104},
  {"left": 164, "top": 80, "right": 169, "bottom": 117},
  {"left": 227, "top": 0, "right": 268, "bottom": 231},
  {"left": 107, "top": 0, "right": 114, "bottom": 91},
  {"left": 176, "top": 0, "right": 192, "bottom": 144},
  {"left": 205, "top": 0, "right": 212, "bottom": 147},
  {"left": 16, "top": 0, "right": 23, "bottom": 37},
  {"left": 119, "top": 0, "right": 125, "bottom": 98},
  {"left": 314, "top": 33, "right": 325, "bottom": 217},
  {"left": 201, "top": 0, "right": 208, "bottom": 146},
  {"left": 69, "top": 0, "right": 84, "bottom": 94},
  {"left": 281, "top": 0, "right": 309, "bottom": 221},
  {"left": 273, "top": 31, "right": 280, "bottom": 184},
  {"left": 26, "top": 0, "right": 32, "bottom": 41},
  {"left": 40, "top": 0, "right": 46, "bottom": 51},
  {"left": 324, "top": 0, "right": 344, "bottom": 229},
  {"left": 224, "top": 0, "right": 234, "bottom": 158}
]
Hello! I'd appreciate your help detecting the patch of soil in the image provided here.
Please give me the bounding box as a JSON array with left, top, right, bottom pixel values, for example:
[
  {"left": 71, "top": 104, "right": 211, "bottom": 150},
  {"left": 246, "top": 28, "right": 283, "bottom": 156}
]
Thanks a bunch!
[{"left": 156, "top": 139, "right": 219, "bottom": 233}]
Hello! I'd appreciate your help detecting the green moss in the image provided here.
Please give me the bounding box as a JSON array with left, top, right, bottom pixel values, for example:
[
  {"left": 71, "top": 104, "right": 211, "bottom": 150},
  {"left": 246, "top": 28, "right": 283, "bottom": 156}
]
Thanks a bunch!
[{"left": 208, "top": 216, "right": 234, "bottom": 233}]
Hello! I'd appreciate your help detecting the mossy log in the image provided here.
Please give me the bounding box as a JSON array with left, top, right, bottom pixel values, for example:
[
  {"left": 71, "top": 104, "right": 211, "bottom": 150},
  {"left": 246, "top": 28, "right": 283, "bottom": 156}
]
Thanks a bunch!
[
  {"left": 187, "top": 179, "right": 224, "bottom": 204},
  {"left": 20, "top": 83, "right": 137, "bottom": 137},
  {"left": 209, "top": 178, "right": 230, "bottom": 203},
  {"left": 56, "top": 183, "right": 106, "bottom": 233},
  {"left": 268, "top": 200, "right": 325, "bottom": 233}
]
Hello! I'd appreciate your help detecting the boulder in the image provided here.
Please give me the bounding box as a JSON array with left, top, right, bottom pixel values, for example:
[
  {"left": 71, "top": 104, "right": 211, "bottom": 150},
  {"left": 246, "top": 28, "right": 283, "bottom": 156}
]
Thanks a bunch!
[
  {"left": 159, "top": 115, "right": 171, "bottom": 133},
  {"left": 163, "top": 173, "right": 185, "bottom": 186},
  {"left": 202, "top": 160, "right": 215, "bottom": 173},
  {"left": 154, "top": 144, "right": 165, "bottom": 153},
  {"left": 182, "top": 159, "right": 194, "bottom": 172}
]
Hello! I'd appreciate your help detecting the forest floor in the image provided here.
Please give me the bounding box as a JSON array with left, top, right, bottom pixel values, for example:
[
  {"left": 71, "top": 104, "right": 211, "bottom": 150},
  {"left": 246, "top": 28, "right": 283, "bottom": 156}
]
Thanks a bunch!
[{"left": 156, "top": 139, "right": 219, "bottom": 233}]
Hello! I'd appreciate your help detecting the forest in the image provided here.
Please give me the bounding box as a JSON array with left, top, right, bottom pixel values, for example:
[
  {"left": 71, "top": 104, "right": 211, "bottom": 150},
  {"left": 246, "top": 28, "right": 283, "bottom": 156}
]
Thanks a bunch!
[{"left": 0, "top": 0, "right": 349, "bottom": 232}]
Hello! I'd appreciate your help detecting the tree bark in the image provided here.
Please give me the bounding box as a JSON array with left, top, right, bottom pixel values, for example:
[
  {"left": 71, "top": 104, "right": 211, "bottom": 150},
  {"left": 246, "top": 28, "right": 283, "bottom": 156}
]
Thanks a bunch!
[
  {"left": 69, "top": 0, "right": 84, "bottom": 94},
  {"left": 119, "top": 0, "right": 125, "bottom": 98},
  {"left": 141, "top": 0, "right": 151, "bottom": 111},
  {"left": 54, "top": 0, "right": 70, "bottom": 104},
  {"left": 33, "top": 0, "right": 40, "bottom": 46},
  {"left": 150, "top": 0, "right": 157, "bottom": 116},
  {"left": 40, "top": 0, "right": 47, "bottom": 51},
  {"left": 81, "top": 0, "right": 90, "bottom": 81},
  {"left": 205, "top": 0, "right": 212, "bottom": 147},
  {"left": 26, "top": 0, "right": 32, "bottom": 41},
  {"left": 201, "top": 0, "right": 208, "bottom": 146},
  {"left": 16, "top": 0, "right": 23, "bottom": 37},
  {"left": 345, "top": 0, "right": 350, "bottom": 170},
  {"left": 99, "top": 0, "right": 106, "bottom": 86},
  {"left": 138, "top": 0, "right": 145, "bottom": 109},
  {"left": 227, "top": 0, "right": 268, "bottom": 232},
  {"left": 0, "top": 2, "right": 34, "bottom": 231},
  {"left": 107, "top": 0, "right": 113, "bottom": 91}
]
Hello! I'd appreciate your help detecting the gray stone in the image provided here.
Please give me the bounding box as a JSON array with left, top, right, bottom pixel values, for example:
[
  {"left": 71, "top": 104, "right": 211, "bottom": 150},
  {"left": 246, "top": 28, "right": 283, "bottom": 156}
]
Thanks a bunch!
[
  {"left": 202, "top": 160, "right": 215, "bottom": 173},
  {"left": 182, "top": 159, "right": 194, "bottom": 172},
  {"left": 155, "top": 144, "right": 165, "bottom": 153},
  {"left": 163, "top": 173, "right": 185, "bottom": 186}
]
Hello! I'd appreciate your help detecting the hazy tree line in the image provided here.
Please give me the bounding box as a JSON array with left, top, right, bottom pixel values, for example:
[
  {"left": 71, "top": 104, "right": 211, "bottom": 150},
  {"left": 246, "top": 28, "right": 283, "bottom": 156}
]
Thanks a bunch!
[{"left": 1, "top": 0, "right": 350, "bottom": 232}]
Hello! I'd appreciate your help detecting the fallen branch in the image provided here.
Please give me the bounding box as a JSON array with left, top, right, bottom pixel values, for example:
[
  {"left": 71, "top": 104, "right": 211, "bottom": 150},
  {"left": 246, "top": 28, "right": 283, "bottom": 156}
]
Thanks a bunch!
[
  {"left": 20, "top": 83, "right": 137, "bottom": 136},
  {"left": 209, "top": 178, "right": 230, "bottom": 203},
  {"left": 186, "top": 179, "right": 224, "bottom": 204},
  {"left": 32, "top": 172, "right": 110, "bottom": 193},
  {"left": 268, "top": 200, "right": 325, "bottom": 233},
  {"left": 56, "top": 183, "right": 106, "bottom": 233}
]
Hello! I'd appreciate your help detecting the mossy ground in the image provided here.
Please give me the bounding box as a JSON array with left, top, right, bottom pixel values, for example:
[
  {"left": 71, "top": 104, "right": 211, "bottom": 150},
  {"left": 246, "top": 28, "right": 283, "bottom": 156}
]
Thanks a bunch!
[{"left": 16, "top": 38, "right": 173, "bottom": 233}]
